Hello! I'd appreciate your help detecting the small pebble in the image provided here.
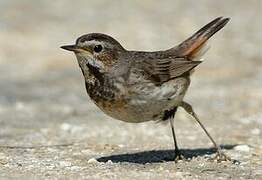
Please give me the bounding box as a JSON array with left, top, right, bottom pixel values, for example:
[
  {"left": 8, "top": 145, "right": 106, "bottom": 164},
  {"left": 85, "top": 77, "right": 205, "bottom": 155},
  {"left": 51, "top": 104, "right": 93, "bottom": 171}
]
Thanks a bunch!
[
  {"left": 106, "top": 160, "right": 113, "bottom": 164},
  {"left": 158, "top": 166, "right": 164, "bottom": 171},
  {"left": 59, "top": 161, "right": 72, "bottom": 167},
  {"left": 60, "top": 123, "right": 72, "bottom": 131},
  {"left": 251, "top": 128, "right": 260, "bottom": 135},
  {"left": 87, "top": 158, "right": 99, "bottom": 164},
  {"left": 118, "top": 144, "right": 125, "bottom": 148},
  {"left": 234, "top": 145, "right": 250, "bottom": 152},
  {"left": 15, "top": 102, "right": 26, "bottom": 110},
  {"left": 233, "top": 160, "right": 241, "bottom": 165}
]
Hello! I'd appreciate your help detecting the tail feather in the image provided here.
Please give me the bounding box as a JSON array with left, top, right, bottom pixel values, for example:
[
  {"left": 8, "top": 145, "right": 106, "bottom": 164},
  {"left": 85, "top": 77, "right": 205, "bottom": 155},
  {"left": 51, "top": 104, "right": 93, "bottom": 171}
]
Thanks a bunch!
[
  {"left": 190, "top": 42, "right": 210, "bottom": 61},
  {"left": 172, "top": 17, "right": 230, "bottom": 60}
]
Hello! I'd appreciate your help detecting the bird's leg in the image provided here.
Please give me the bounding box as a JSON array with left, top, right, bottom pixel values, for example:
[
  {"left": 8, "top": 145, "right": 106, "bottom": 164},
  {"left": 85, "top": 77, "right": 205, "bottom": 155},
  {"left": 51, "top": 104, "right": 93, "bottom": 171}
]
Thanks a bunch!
[
  {"left": 169, "top": 107, "right": 185, "bottom": 161},
  {"left": 180, "top": 101, "right": 231, "bottom": 162}
]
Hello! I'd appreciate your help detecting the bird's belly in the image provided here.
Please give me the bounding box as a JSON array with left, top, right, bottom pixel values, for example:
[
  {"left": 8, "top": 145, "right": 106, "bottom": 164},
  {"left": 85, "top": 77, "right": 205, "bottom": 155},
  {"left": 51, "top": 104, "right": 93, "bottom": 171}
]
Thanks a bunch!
[{"left": 97, "top": 77, "right": 190, "bottom": 123}]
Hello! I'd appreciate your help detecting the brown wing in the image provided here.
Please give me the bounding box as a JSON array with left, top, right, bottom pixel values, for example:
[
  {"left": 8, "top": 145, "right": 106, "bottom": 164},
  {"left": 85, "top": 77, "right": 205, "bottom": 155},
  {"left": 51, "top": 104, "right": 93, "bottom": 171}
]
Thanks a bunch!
[
  {"left": 133, "top": 17, "right": 229, "bottom": 85},
  {"left": 142, "top": 58, "right": 202, "bottom": 84}
]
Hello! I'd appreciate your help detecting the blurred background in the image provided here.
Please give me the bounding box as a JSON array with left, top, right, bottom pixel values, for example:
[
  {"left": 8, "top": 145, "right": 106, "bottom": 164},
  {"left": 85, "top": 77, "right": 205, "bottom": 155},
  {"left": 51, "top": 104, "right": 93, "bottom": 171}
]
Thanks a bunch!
[{"left": 0, "top": 0, "right": 261, "bottom": 178}]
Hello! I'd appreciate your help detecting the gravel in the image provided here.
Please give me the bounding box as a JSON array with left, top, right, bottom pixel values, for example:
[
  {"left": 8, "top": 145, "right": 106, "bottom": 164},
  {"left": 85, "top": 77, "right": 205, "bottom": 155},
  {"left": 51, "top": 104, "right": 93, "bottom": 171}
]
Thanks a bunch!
[{"left": 0, "top": 0, "right": 261, "bottom": 179}]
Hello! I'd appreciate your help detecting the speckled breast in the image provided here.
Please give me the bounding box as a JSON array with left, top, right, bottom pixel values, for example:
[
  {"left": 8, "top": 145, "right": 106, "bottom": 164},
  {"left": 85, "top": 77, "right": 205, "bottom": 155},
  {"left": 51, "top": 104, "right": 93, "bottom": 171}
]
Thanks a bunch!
[{"left": 86, "top": 76, "right": 190, "bottom": 123}]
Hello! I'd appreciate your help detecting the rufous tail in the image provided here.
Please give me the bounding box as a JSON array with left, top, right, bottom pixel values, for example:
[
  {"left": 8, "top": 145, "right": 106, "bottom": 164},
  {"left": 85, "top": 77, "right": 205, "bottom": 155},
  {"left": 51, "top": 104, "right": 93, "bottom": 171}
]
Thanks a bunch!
[{"left": 172, "top": 17, "right": 230, "bottom": 60}]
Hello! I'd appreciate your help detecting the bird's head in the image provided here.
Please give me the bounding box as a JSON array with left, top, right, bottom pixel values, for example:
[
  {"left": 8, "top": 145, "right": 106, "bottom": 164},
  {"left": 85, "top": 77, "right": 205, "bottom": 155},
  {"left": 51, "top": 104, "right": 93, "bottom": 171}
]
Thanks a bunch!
[{"left": 61, "top": 33, "right": 126, "bottom": 72}]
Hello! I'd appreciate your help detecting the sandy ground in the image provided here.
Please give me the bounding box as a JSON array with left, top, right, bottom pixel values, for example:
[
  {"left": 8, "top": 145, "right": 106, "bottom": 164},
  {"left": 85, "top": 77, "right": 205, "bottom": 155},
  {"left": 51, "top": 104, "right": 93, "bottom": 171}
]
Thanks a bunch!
[{"left": 0, "top": 0, "right": 261, "bottom": 179}]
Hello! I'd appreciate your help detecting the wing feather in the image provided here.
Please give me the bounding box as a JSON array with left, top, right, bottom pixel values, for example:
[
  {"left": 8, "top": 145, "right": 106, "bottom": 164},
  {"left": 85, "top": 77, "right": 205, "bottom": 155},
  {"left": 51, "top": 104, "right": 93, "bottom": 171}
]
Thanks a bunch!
[{"left": 141, "top": 58, "right": 201, "bottom": 84}]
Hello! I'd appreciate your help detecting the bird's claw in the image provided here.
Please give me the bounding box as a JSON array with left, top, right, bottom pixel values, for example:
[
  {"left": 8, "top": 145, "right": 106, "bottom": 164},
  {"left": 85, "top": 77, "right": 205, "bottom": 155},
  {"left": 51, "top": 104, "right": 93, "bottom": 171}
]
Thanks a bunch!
[
  {"left": 210, "top": 151, "right": 231, "bottom": 162},
  {"left": 174, "top": 150, "right": 187, "bottom": 162}
]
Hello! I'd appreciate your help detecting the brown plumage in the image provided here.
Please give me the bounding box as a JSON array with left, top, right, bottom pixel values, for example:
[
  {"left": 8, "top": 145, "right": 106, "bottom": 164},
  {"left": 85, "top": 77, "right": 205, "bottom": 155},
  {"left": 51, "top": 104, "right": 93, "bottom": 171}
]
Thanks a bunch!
[{"left": 61, "top": 17, "right": 230, "bottom": 161}]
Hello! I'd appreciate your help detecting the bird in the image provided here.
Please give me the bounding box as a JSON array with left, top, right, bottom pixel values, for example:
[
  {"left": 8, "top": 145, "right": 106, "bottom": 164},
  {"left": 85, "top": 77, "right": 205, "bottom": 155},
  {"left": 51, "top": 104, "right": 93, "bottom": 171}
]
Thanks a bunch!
[{"left": 61, "top": 17, "right": 230, "bottom": 161}]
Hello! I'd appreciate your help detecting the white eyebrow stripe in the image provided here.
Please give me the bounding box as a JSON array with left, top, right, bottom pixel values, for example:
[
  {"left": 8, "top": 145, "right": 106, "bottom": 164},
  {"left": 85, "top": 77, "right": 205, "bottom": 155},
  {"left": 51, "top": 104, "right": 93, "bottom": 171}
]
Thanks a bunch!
[{"left": 82, "top": 40, "right": 103, "bottom": 45}]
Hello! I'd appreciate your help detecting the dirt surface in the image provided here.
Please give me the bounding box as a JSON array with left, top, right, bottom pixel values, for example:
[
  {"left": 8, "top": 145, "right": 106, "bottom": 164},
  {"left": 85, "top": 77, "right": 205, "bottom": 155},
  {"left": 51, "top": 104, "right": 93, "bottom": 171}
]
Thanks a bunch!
[{"left": 0, "top": 0, "right": 261, "bottom": 179}]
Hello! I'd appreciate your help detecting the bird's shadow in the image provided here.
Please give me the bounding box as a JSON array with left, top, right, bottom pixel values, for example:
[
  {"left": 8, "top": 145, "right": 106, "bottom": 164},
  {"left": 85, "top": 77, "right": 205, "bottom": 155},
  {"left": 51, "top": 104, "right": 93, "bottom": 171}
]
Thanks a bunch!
[{"left": 97, "top": 144, "right": 237, "bottom": 164}]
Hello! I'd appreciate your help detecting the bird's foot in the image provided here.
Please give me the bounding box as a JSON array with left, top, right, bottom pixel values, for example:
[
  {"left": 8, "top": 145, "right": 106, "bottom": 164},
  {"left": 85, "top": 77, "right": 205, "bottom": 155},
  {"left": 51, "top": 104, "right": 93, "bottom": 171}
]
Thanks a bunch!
[
  {"left": 210, "top": 151, "right": 231, "bottom": 162},
  {"left": 174, "top": 150, "right": 187, "bottom": 162}
]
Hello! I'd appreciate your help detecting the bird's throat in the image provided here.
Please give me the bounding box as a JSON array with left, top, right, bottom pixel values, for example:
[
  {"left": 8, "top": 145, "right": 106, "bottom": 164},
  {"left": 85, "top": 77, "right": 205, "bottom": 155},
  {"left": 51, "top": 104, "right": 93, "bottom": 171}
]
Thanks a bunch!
[{"left": 86, "top": 63, "right": 104, "bottom": 82}]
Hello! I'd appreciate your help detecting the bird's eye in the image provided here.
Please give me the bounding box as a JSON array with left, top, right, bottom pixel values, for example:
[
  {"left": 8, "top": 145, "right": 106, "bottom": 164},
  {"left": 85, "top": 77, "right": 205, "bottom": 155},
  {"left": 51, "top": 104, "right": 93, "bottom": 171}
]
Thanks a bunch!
[{"left": 94, "top": 45, "right": 103, "bottom": 53}]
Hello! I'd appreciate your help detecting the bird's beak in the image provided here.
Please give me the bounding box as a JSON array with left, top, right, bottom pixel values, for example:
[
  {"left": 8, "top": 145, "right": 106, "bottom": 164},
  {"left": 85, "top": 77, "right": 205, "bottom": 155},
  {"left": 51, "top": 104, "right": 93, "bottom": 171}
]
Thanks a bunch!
[{"left": 60, "top": 45, "right": 87, "bottom": 53}]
